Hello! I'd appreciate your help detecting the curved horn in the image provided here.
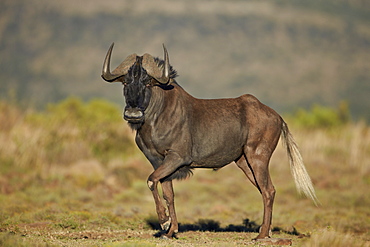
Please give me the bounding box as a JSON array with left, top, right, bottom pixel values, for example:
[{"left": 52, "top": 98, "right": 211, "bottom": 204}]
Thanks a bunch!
[
  {"left": 101, "top": 43, "right": 119, "bottom": 82},
  {"left": 157, "top": 44, "right": 170, "bottom": 85},
  {"left": 101, "top": 43, "right": 138, "bottom": 83}
]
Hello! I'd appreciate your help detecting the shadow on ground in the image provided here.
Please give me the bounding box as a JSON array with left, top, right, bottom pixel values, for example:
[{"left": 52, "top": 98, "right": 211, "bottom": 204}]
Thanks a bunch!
[{"left": 146, "top": 217, "right": 303, "bottom": 237}]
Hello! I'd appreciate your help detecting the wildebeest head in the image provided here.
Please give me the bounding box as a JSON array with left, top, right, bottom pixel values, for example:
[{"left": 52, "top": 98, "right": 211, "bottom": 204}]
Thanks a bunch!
[{"left": 101, "top": 43, "right": 176, "bottom": 127}]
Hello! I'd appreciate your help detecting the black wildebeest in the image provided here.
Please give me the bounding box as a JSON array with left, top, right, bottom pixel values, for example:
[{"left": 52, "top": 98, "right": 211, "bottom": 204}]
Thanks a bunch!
[{"left": 101, "top": 43, "right": 318, "bottom": 240}]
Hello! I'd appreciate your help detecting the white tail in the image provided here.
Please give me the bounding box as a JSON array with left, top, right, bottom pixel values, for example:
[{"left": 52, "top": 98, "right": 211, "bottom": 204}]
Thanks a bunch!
[{"left": 281, "top": 121, "right": 319, "bottom": 205}]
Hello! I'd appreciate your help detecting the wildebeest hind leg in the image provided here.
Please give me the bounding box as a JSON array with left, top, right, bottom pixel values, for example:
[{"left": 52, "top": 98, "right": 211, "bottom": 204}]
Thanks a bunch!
[
  {"left": 236, "top": 155, "right": 258, "bottom": 188},
  {"left": 243, "top": 147, "right": 276, "bottom": 240}
]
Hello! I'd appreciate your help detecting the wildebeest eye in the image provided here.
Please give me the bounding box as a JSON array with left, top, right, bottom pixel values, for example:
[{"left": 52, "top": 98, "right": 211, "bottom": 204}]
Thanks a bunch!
[{"left": 146, "top": 79, "right": 154, "bottom": 87}]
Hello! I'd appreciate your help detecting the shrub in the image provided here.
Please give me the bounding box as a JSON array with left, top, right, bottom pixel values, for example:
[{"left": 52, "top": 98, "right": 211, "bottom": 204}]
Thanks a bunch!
[
  {"left": 0, "top": 97, "right": 137, "bottom": 170},
  {"left": 287, "top": 101, "right": 351, "bottom": 129}
]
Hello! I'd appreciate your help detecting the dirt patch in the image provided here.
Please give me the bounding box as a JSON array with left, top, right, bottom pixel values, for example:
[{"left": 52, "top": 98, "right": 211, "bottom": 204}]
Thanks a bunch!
[
  {"left": 54, "top": 229, "right": 155, "bottom": 241},
  {"left": 255, "top": 238, "right": 292, "bottom": 246}
]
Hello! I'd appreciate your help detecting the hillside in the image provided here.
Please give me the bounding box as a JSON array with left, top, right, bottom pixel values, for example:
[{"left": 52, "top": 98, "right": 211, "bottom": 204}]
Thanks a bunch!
[{"left": 0, "top": 0, "right": 369, "bottom": 120}]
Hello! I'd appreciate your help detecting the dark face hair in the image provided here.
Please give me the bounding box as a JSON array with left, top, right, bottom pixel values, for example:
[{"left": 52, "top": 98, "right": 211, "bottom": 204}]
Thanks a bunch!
[
  {"left": 101, "top": 44, "right": 176, "bottom": 129},
  {"left": 122, "top": 57, "right": 152, "bottom": 127}
]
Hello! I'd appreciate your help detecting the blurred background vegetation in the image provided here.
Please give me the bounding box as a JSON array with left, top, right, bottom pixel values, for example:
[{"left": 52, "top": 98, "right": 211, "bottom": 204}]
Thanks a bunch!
[
  {"left": 0, "top": 0, "right": 369, "bottom": 121},
  {"left": 0, "top": 0, "right": 369, "bottom": 246}
]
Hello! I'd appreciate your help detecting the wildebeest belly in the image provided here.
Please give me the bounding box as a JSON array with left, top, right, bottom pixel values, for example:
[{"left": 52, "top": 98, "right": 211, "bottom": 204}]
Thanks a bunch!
[
  {"left": 188, "top": 97, "right": 248, "bottom": 168},
  {"left": 190, "top": 138, "right": 244, "bottom": 169}
]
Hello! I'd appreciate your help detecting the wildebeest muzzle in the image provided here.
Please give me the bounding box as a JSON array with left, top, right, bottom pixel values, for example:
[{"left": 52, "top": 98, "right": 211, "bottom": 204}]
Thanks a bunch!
[{"left": 123, "top": 107, "right": 144, "bottom": 123}]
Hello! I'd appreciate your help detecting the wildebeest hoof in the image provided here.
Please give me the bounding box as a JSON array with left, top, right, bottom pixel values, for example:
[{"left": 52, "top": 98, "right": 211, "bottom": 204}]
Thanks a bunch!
[
  {"left": 252, "top": 236, "right": 270, "bottom": 241},
  {"left": 161, "top": 217, "right": 171, "bottom": 231},
  {"left": 257, "top": 227, "right": 272, "bottom": 238},
  {"left": 159, "top": 235, "right": 171, "bottom": 240}
]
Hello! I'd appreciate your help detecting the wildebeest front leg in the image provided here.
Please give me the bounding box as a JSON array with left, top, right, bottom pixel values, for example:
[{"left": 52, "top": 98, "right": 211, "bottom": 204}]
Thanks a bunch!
[
  {"left": 147, "top": 150, "right": 189, "bottom": 238},
  {"left": 149, "top": 181, "right": 168, "bottom": 233},
  {"left": 135, "top": 136, "right": 171, "bottom": 233},
  {"left": 161, "top": 180, "right": 178, "bottom": 237}
]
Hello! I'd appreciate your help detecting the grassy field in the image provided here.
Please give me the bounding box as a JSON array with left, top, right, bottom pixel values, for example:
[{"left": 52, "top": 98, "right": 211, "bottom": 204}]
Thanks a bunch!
[{"left": 0, "top": 98, "right": 369, "bottom": 246}]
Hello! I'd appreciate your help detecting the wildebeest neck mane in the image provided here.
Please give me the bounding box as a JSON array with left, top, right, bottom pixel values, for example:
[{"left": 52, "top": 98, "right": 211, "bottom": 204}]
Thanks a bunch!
[{"left": 153, "top": 57, "right": 178, "bottom": 80}]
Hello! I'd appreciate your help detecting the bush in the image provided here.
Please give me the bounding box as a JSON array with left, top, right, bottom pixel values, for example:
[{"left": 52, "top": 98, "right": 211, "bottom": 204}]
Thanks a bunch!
[
  {"left": 0, "top": 97, "right": 137, "bottom": 170},
  {"left": 287, "top": 101, "right": 351, "bottom": 129}
]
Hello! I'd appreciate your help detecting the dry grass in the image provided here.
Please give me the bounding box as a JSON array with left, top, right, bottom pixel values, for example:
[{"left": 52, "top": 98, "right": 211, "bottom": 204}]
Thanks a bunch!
[{"left": 0, "top": 99, "right": 369, "bottom": 246}]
